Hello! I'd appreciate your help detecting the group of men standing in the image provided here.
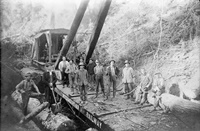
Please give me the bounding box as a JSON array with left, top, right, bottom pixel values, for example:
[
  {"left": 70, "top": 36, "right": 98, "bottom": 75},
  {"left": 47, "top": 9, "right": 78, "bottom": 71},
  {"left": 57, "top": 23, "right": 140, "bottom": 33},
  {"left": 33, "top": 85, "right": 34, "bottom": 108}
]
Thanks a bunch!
[
  {"left": 16, "top": 56, "right": 165, "bottom": 115},
  {"left": 57, "top": 56, "right": 122, "bottom": 103},
  {"left": 58, "top": 56, "right": 165, "bottom": 108}
]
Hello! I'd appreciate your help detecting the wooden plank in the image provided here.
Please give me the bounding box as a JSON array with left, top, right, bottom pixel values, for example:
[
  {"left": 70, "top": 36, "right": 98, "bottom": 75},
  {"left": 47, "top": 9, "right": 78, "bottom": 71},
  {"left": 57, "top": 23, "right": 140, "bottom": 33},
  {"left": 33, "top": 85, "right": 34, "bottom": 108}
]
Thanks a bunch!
[
  {"left": 54, "top": 87, "right": 106, "bottom": 130},
  {"left": 97, "top": 104, "right": 151, "bottom": 118}
]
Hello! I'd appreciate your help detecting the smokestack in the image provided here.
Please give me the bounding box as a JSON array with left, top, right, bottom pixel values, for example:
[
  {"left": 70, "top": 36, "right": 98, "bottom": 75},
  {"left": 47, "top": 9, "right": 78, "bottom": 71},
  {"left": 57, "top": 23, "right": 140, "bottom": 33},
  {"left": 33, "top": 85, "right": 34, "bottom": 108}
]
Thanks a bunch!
[{"left": 50, "top": 12, "right": 55, "bottom": 29}]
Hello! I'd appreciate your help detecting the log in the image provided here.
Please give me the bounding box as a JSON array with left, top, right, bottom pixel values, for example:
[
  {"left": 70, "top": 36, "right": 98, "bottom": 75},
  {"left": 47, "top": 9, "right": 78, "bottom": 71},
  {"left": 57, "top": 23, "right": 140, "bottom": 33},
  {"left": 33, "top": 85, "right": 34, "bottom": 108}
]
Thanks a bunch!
[
  {"left": 20, "top": 102, "right": 49, "bottom": 124},
  {"left": 11, "top": 90, "right": 76, "bottom": 131},
  {"left": 11, "top": 105, "right": 42, "bottom": 131},
  {"left": 1, "top": 96, "right": 41, "bottom": 131},
  {"left": 147, "top": 92, "right": 200, "bottom": 116}
]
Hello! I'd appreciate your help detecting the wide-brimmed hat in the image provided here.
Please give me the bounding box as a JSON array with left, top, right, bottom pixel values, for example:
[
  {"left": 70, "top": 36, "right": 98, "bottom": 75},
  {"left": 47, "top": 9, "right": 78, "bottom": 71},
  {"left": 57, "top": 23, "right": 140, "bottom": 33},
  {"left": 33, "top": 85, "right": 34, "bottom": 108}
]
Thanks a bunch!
[
  {"left": 25, "top": 72, "right": 32, "bottom": 77},
  {"left": 154, "top": 71, "right": 161, "bottom": 75},
  {"left": 110, "top": 60, "right": 115, "bottom": 63},
  {"left": 95, "top": 60, "right": 99, "bottom": 63},
  {"left": 124, "top": 60, "right": 129, "bottom": 64},
  {"left": 45, "top": 65, "right": 54, "bottom": 71},
  {"left": 79, "top": 62, "right": 85, "bottom": 66}
]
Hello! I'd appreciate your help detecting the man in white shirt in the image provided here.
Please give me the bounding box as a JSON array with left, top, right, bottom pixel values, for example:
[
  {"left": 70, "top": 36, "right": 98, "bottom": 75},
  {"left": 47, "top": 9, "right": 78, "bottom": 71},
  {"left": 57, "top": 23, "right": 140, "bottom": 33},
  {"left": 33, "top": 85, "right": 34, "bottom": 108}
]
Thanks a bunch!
[
  {"left": 58, "top": 56, "right": 69, "bottom": 87},
  {"left": 122, "top": 60, "right": 135, "bottom": 100},
  {"left": 65, "top": 59, "right": 78, "bottom": 94}
]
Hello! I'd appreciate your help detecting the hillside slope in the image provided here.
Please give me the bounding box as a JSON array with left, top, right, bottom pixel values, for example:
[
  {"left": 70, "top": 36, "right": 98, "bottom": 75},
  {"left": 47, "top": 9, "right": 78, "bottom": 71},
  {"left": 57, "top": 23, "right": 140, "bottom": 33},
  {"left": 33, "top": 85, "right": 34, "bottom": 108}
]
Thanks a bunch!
[{"left": 96, "top": 0, "right": 200, "bottom": 97}]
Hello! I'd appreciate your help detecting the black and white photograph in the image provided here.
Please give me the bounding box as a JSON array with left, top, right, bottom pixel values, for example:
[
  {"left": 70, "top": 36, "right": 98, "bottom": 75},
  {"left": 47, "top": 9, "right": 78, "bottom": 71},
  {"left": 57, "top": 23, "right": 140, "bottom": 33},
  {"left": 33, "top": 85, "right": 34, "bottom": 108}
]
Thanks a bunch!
[{"left": 1, "top": 0, "right": 200, "bottom": 131}]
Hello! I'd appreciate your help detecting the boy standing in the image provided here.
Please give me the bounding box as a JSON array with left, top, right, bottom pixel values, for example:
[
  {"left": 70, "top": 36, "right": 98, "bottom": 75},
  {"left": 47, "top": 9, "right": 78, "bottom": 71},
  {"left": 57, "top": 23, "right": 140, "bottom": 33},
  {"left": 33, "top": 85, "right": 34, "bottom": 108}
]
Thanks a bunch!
[{"left": 16, "top": 73, "right": 41, "bottom": 115}]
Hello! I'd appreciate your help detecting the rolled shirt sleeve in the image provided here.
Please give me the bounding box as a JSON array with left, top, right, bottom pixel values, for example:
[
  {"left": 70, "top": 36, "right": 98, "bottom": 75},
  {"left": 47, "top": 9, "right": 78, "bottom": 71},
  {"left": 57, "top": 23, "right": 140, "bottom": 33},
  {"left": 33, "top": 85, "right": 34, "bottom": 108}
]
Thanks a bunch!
[{"left": 15, "top": 80, "right": 25, "bottom": 92}]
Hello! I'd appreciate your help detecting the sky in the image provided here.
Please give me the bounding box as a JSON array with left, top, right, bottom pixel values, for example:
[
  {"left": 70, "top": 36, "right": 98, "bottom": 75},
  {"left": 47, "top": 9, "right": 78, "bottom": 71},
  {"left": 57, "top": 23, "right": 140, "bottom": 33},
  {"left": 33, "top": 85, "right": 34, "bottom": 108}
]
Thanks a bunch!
[
  {"left": 4, "top": 0, "right": 189, "bottom": 31},
  {"left": 10, "top": 0, "right": 189, "bottom": 10},
  {"left": 11, "top": 0, "right": 130, "bottom": 11}
]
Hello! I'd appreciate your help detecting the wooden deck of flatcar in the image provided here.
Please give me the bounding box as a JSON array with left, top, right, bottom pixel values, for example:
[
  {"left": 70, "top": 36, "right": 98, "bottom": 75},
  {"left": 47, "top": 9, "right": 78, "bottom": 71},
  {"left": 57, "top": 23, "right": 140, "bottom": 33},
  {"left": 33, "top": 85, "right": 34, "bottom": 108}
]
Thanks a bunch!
[{"left": 53, "top": 82, "right": 153, "bottom": 131}]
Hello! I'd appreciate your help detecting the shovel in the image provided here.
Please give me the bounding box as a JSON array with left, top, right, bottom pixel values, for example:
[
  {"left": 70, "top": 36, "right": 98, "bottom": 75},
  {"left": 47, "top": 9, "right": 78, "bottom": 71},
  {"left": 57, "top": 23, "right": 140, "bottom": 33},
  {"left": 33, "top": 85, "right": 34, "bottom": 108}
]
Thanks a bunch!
[{"left": 49, "top": 71, "right": 61, "bottom": 114}]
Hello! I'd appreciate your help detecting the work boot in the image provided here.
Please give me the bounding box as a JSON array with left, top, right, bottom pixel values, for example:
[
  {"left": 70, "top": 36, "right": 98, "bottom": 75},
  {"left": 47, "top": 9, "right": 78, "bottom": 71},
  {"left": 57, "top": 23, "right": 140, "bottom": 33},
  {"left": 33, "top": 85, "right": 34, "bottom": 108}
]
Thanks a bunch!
[
  {"left": 95, "top": 92, "right": 98, "bottom": 98},
  {"left": 119, "top": 92, "right": 125, "bottom": 95},
  {"left": 113, "top": 92, "right": 116, "bottom": 98},
  {"left": 104, "top": 96, "right": 108, "bottom": 101},
  {"left": 125, "top": 95, "right": 130, "bottom": 100},
  {"left": 102, "top": 92, "right": 105, "bottom": 98},
  {"left": 130, "top": 97, "right": 135, "bottom": 101},
  {"left": 133, "top": 101, "right": 140, "bottom": 104}
]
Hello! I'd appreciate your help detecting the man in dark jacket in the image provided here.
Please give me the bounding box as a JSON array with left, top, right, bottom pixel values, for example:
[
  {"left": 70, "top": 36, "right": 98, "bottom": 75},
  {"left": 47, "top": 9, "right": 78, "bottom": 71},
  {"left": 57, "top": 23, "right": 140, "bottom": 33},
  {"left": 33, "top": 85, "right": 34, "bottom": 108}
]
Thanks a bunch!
[
  {"left": 86, "top": 59, "right": 96, "bottom": 88},
  {"left": 42, "top": 66, "right": 57, "bottom": 110},
  {"left": 94, "top": 60, "right": 105, "bottom": 98},
  {"left": 105, "top": 60, "right": 120, "bottom": 100}
]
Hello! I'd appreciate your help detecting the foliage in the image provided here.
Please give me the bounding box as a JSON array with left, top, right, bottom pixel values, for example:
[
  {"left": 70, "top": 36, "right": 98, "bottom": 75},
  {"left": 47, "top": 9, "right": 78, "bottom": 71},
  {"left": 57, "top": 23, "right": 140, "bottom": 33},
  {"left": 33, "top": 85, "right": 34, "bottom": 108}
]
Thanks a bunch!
[{"left": 98, "top": 0, "right": 199, "bottom": 67}]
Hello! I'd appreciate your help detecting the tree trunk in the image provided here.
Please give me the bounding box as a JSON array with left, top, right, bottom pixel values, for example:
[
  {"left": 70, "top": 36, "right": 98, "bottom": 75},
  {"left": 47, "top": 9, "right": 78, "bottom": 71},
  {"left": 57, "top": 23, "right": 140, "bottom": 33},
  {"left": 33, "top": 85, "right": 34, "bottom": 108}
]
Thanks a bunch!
[{"left": 11, "top": 90, "right": 76, "bottom": 131}]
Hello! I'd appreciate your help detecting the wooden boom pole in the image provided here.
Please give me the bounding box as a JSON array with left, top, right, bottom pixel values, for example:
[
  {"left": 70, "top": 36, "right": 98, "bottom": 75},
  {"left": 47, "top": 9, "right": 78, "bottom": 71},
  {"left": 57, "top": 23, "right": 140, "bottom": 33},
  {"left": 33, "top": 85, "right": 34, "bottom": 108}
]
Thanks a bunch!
[
  {"left": 55, "top": 0, "right": 90, "bottom": 68},
  {"left": 85, "top": 0, "right": 112, "bottom": 63}
]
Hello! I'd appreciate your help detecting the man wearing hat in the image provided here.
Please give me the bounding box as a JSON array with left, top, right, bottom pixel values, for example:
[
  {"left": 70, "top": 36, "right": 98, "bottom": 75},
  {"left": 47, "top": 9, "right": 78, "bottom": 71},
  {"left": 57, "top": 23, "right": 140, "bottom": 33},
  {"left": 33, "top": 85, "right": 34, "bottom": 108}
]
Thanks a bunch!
[
  {"left": 16, "top": 72, "right": 41, "bottom": 115},
  {"left": 151, "top": 72, "right": 165, "bottom": 111},
  {"left": 76, "top": 62, "right": 88, "bottom": 103},
  {"left": 105, "top": 60, "right": 120, "bottom": 100},
  {"left": 86, "top": 58, "right": 96, "bottom": 88},
  {"left": 122, "top": 60, "right": 135, "bottom": 100},
  {"left": 94, "top": 60, "right": 105, "bottom": 98}
]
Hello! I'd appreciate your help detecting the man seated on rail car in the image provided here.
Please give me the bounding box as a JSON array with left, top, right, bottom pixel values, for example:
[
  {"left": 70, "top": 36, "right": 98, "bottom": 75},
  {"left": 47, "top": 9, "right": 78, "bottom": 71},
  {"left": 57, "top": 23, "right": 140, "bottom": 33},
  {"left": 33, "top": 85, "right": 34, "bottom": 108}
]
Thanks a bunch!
[
  {"left": 151, "top": 72, "right": 165, "bottom": 111},
  {"left": 65, "top": 59, "right": 78, "bottom": 94},
  {"left": 58, "top": 56, "right": 70, "bottom": 87},
  {"left": 134, "top": 68, "right": 152, "bottom": 105},
  {"left": 76, "top": 62, "right": 88, "bottom": 104},
  {"left": 15, "top": 72, "right": 42, "bottom": 115}
]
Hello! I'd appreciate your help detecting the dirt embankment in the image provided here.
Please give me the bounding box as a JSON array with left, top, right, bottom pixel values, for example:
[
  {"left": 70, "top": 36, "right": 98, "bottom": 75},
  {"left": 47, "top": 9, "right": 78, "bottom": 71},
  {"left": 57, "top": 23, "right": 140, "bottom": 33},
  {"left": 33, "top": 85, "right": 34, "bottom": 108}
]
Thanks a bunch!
[{"left": 139, "top": 37, "right": 200, "bottom": 98}]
